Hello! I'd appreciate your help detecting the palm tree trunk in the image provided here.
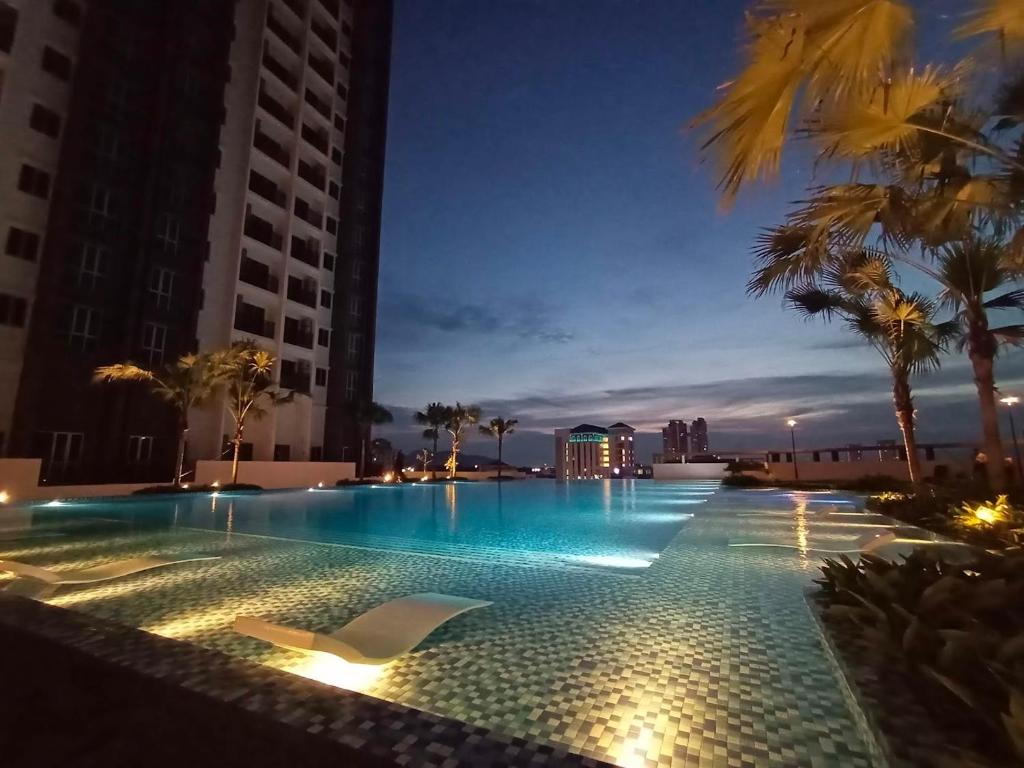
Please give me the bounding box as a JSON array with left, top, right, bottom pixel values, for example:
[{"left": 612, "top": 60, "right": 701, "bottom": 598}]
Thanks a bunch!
[
  {"left": 971, "top": 349, "right": 1006, "bottom": 490},
  {"left": 431, "top": 432, "right": 438, "bottom": 481},
  {"left": 174, "top": 414, "right": 188, "bottom": 486},
  {"left": 497, "top": 434, "right": 503, "bottom": 480},
  {"left": 891, "top": 374, "right": 921, "bottom": 485},
  {"left": 449, "top": 432, "right": 459, "bottom": 479},
  {"left": 231, "top": 434, "right": 241, "bottom": 485}
]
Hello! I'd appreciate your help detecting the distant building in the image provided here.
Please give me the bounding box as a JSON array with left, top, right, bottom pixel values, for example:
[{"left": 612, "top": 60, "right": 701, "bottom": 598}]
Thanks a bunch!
[
  {"left": 661, "top": 420, "right": 689, "bottom": 462},
  {"left": 877, "top": 439, "right": 900, "bottom": 461},
  {"left": 607, "top": 422, "right": 636, "bottom": 476},
  {"left": 848, "top": 444, "right": 864, "bottom": 461},
  {"left": 554, "top": 424, "right": 610, "bottom": 480},
  {"left": 690, "top": 418, "right": 709, "bottom": 454}
]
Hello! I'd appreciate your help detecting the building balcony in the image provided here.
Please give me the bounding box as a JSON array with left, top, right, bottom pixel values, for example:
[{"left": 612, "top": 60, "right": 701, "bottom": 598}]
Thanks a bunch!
[
  {"left": 297, "top": 158, "right": 326, "bottom": 190},
  {"left": 234, "top": 303, "right": 276, "bottom": 338},
  {"left": 253, "top": 126, "right": 291, "bottom": 168},
  {"left": 290, "top": 235, "right": 320, "bottom": 268},
  {"left": 248, "top": 169, "right": 287, "bottom": 208},
  {"left": 311, "top": 17, "right": 337, "bottom": 51},
  {"left": 287, "top": 277, "right": 318, "bottom": 308},
  {"left": 301, "top": 122, "right": 328, "bottom": 154},
  {"left": 262, "top": 48, "right": 298, "bottom": 91},
  {"left": 258, "top": 86, "right": 295, "bottom": 129},
  {"left": 280, "top": 365, "right": 310, "bottom": 393},
  {"left": 239, "top": 254, "right": 280, "bottom": 294},
  {"left": 293, "top": 197, "right": 324, "bottom": 229},
  {"left": 317, "top": 0, "right": 339, "bottom": 17},
  {"left": 304, "top": 87, "right": 332, "bottom": 121},
  {"left": 280, "top": 0, "right": 305, "bottom": 22},
  {"left": 244, "top": 213, "right": 284, "bottom": 251},
  {"left": 307, "top": 51, "right": 334, "bottom": 86},
  {"left": 283, "top": 321, "right": 314, "bottom": 349},
  {"left": 266, "top": 9, "right": 301, "bottom": 55}
]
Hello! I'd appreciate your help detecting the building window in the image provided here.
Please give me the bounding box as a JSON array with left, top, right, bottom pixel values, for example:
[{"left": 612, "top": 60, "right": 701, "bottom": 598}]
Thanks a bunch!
[
  {"left": 87, "top": 184, "right": 112, "bottom": 223},
  {"left": 53, "top": 0, "right": 81, "bottom": 26},
  {"left": 344, "top": 370, "right": 357, "bottom": 400},
  {"left": 96, "top": 125, "right": 120, "bottom": 162},
  {"left": 127, "top": 435, "right": 154, "bottom": 465},
  {"left": 351, "top": 259, "right": 362, "bottom": 281},
  {"left": 315, "top": 367, "right": 327, "bottom": 387},
  {"left": 29, "top": 104, "right": 61, "bottom": 138},
  {"left": 41, "top": 46, "right": 72, "bottom": 81},
  {"left": 317, "top": 328, "right": 330, "bottom": 347},
  {"left": 155, "top": 213, "right": 180, "bottom": 253},
  {"left": 322, "top": 252, "right": 335, "bottom": 271},
  {"left": 328, "top": 181, "right": 339, "bottom": 199},
  {"left": 75, "top": 242, "right": 107, "bottom": 289},
  {"left": 274, "top": 444, "right": 291, "bottom": 461},
  {"left": 346, "top": 332, "right": 361, "bottom": 360},
  {"left": 320, "top": 289, "right": 332, "bottom": 308},
  {"left": 141, "top": 322, "right": 167, "bottom": 366},
  {"left": 0, "top": 3, "right": 16, "bottom": 53},
  {"left": 333, "top": 113, "right": 345, "bottom": 132},
  {"left": 335, "top": 80, "right": 348, "bottom": 99},
  {"left": 5, "top": 227, "right": 39, "bottom": 262},
  {"left": 0, "top": 293, "right": 27, "bottom": 327},
  {"left": 349, "top": 295, "right": 360, "bottom": 318},
  {"left": 326, "top": 216, "right": 337, "bottom": 235},
  {"left": 149, "top": 266, "right": 175, "bottom": 309},
  {"left": 66, "top": 304, "right": 100, "bottom": 350},
  {"left": 330, "top": 147, "right": 341, "bottom": 165},
  {"left": 310, "top": 445, "right": 322, "bottom": 461},
  {"left": 18, "top": 164, "right": 50, "bottom": 198},
  {"left": 37, "top": 431, "right": 84, "bottom": 482}
]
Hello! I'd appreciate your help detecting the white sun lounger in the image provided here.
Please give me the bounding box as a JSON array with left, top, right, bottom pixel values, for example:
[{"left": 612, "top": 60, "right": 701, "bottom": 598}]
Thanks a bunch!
[
  {"left": 728, "top": 531, "right": 899, "bottom": 554},
  {"left": 0, "top": 555, "right": 220, "bottom": 585},
  {"left": 234, "top": 592, "right": 492, "bottom": 665}
]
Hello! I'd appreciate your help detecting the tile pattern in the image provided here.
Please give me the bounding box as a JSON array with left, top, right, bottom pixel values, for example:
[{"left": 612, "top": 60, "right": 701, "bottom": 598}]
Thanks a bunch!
[{"left": 0, "top": 485, "right": 885, "bottom": 767}]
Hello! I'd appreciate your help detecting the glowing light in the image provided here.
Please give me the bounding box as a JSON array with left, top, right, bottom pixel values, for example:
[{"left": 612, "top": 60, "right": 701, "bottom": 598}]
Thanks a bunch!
[
  {"left": 975, "top": 506, "right": 998, "bottom": 523},
  {"left": 211, "top": 491, "right": 219, "bottom": 497},
  {"left": 44, "top": 500, "right": 64, "bottom": 507},
  {"left": 307, "top": 487, "right": 316, "bottom": 492},
  {"left": 282, "top": 651, "right": 388, "bottom": 692},
  {"left": 383, "top": 472, "right": 394, "bottom": 483},
  {"left": 182, "top": 483, "right": 190, "bottom": 489},
  {"left": 573, "top": 554, "right": 653, "bottom": 569},
  {"left": 0, "top": 491, "right": 9, "bottom": 504},
  {"left": 617, "top": 725, "right": 656, "bottom": 768},
  {"left": 211, "top": 480, "right": 220, "bottom": 488},
  {"left": 317, "top": 481, "right": 324, "bottom": 488},
  {"left": 1002, "top": 396, "right": 1020, "bottom": 406}
]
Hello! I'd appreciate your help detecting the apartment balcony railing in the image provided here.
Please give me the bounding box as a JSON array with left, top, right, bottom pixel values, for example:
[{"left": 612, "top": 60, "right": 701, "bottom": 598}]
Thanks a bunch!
[
  {"left": 311, "top": 17, "right": 337, "bottom": 50},
  {"left": 287, "top": 278, "right": 318, "bottom": 308},
  {"left": 293, "top": 197, "right": 324, "bottom": 229},
  {"left": 248, "top": 170, "right": 287, "bottom": 208},
  {"left": 239, "top": 255, "right": 280, "bottom": 294},
  {"left": 297, "top": 159, "right": 326, "bottom": 190},
  {"left": 283, "top": 322, "right": 314, "bottom": 349},
  {"left": 280, "top": 366, "right": 310, "bottom": 393},
  {"left": 266, "top": 10, "right": 300, "bottom": 55},
  {"left": 262, "top": 49, "right": 298, "bottom": 91},
  {"left": 234, "top": 304, "right": 276, "bottom": 338},
  {"left": 304, "top": 88, "right": 332, "bottom": 121},
  {"left": 290, "top": 235, "right": 320, "bottom": 268},
  {"left": 258, "top": 87, "right": 295, "bottom": 129},
  {"left": 301, "top": 122, "right": 328, "bottom": 154},
  {"left": 244, "top": 214, "right": 284, "bottom": 251},
  {"left": 253, "top": 126, "right": 291, "bottom": 168},
  {"left": 281, "top": 0, "right": 305, "bottom": 22},
  {"left": 307, "top": 51, "right": 333, "bottom": 85}
]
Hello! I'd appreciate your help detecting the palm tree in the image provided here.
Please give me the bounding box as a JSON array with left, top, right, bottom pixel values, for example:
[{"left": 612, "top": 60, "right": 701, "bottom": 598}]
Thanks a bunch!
[
  {"left": 220, "top": 343, "right": 296, "bottom": 485},
  {"left": 785, "top": 256, "right": 952, "bottom": 483},
  {"left": 444, "top": 403, "right": 481, "bottom": 479},
  {"left": 479, "top": 417, "right": 518, "bottom": 480},
  {"left": 94, "top": 352, "right": 226, "bottom": 485},
  {"left": 414, "top": 402, "right": 449, "bottom": 480},
  {"left": 354, "top": 400, "right": 393, "bottom": 479}
]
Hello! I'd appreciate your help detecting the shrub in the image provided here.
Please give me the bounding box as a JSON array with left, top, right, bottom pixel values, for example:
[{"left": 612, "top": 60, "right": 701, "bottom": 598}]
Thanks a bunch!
[{"left": 721, "top": 474, "right": 764, "bottom": 488}]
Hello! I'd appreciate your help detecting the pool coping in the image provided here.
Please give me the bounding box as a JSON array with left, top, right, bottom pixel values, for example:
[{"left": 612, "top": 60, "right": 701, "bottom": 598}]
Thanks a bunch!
[{"left": 0, "top": 594, "right": 615, "bottom": 767}]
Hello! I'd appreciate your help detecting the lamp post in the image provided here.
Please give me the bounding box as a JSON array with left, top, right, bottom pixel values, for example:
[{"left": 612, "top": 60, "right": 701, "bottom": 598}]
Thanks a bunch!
[
  {"left": 1000, "top": 395, "right": 1023, "bottom": 484},
  {"left": 787, "top": 419, "right": 799, "bottom": 481}
]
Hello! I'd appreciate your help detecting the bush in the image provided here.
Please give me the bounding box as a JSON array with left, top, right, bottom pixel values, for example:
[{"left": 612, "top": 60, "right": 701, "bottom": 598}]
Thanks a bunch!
[
  {"left": 219, "top": 483, "right": 262, "bottom": 492},
  {"left": 721, "top": 474, "right": 765, "bottom": 488}
]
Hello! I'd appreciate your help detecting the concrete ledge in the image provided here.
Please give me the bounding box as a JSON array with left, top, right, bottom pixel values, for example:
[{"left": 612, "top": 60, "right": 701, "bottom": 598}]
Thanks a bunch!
[{"left": 195, "top": 460, "right": 356, "bottom": 488}]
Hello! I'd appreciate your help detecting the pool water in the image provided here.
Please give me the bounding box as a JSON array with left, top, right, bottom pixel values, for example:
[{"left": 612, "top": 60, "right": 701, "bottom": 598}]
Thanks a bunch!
[{"left": 0, "top": 481, "right": 886, "bottom": 767}]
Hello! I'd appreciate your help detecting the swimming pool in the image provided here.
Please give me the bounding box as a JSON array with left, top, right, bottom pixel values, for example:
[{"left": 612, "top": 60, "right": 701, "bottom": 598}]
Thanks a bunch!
[{"left": 0, "top": 481, "right": 884, "bottom": 767}]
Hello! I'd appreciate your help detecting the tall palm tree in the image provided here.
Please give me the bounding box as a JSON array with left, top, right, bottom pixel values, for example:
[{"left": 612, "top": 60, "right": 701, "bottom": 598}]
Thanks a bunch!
[
  {"left": 220, "top": 343, "right": 296, "bottom": 485},
  {"left": 414, "top": 402, "right": 449, "bottom": 480},
  {"left": 479, "top": 417, "right": 518, "bottom": 480},
  {"left": 354, "top": 400, "right": 393, "bottom": 479},
  {"left": 94, "top": 352, "right": 226, "bottom": 485},
  {"left": 785, "top": 257, "right": 952, "bottom": 483},
  {"left": 444, "top": 403, "right": 481, "bottom": 479}
]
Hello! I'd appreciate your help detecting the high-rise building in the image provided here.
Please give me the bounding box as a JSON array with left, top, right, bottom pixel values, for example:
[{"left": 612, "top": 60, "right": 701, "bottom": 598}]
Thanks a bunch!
[
  {"left": 2, "top": 0, "right": 392, "bottom": 483},
  {"left": 607, "top": 422, "right": 635, "bottom": 476},
  {"left": 661, "top": 419, "right": 688, "bottom": 462},
  {"left": 690, "top": 418, "right": 708, "bottom": 455},
  {"left": 554, "top": 424, "right": 610, "bottom": 480}
]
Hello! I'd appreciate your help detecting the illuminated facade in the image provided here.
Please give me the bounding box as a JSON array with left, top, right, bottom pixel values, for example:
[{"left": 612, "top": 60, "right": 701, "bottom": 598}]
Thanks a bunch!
[
  {"left": 661, "top": 419, "right": 688, "bottom": 462},
  {"left": 554, "top": 424, "right": 611, "bottom": 480},
  {"left": 607, "top": 422, "right": 635, "bottom": 476},
  {"left": 690, "top": 417, "right": 709, "bottom": 454}
]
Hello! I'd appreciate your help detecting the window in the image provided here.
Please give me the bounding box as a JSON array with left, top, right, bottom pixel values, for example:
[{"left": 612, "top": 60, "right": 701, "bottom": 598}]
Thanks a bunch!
[
  {"left": 5, "top": 227, "right": 39, "bottom": 261},
  {"left": 331, "top": 147, "right": 341, "bottom": 165},
  {"left": 326, "top": 216, "right": 337, "bottom": 235},
  {"left": 75, "top": 242, "right": 107, "bottom": 289},
  {"left": 37, "top": 431, "right": 84, "bottom": 482},
  {"left": 273, "top": 444, "right": 291, "bottom": 461},
  {"left": 149, "top": 266, "right": 174, "bottom": 309},
  {"left": 317, "top": 328, "right": 330, "bottom": 347},
  {"left": 346, "top": 332, "right": 360, "bottom": 359},
  {"left": 66, "top": 304, "right": 100, "bottom": 350},
  {"left": 0, "top": 3, "right": 16, "bottom": 53},
  {"left": 0, "top": 293, "right": 27, "bottom": 327},
  {"left": 53, "top": 0, "right": 81, "bottom": 26},
  {"left": 328, "top": 181, "right": 339, "bottom": 200},
  {"left": 333, "top": 113, "right": 345, "bottom": 132},
  {"left": 141, "top": 323, "right": 167, "bottom": 366},
  {"left": 155, "top": 213, "right": 180, "bottom": 253},
  {"left": 29, "top": 104, "right": 61, "bottom": 138},
  {"left": 335, "top": 80, "right": 348, "bottom": 100},
  {"left": 310, "top": 446, "right": 322, "bottom": 461},
  {"left": 41, "top": 46, "right": 72, "bottom": 81},
  {"left": 87, "top": 184, "right": 111, "bottom": 223},
  {"left": 96, "top": 126, "right": 119, "bottom": 162},
  {"left": 320, "top": 289, "right": 332, "bottom": 309},
  {"left": 322, "top": 252, "right": 335, "bottom": 271},
  {"left": 351, "top": 259, "right": 362, "bottom": 281},
  {"left": 315, "top": 367, "right": 327, "bottom": 387},
  {"left": 349, "top": 295, "right": 361, "bottom": 318},
  {"left": 127, "top": 435, "right": 153, "bottom": 465},
  {"left": 344, "top": 370, "right": 357, "bottom": 400},
  {"left": 18, "top": 164, "right": 50, "bottom": 198}
]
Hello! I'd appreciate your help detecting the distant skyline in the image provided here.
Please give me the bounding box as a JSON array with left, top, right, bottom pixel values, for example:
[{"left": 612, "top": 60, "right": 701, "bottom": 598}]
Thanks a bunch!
[{"left": 373, "top": 0, "right": 1024, "bottom": 465}]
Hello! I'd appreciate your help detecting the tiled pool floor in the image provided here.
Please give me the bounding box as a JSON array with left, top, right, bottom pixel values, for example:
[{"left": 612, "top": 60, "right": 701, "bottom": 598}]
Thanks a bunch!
[{"left": 0, "top": 486, "right": 889, "bottom": 767}]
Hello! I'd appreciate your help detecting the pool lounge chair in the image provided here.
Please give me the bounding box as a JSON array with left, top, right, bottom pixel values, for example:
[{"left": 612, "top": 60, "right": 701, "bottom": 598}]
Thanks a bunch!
[
  {"left": 728, "top": 531, "right": 899, "bottom": 554},
  {"left": 234, "top": 592, "right": 492, "bottom": 665},
  {"left": 0, "top": 555, "right": 220, "bottom": 585}
]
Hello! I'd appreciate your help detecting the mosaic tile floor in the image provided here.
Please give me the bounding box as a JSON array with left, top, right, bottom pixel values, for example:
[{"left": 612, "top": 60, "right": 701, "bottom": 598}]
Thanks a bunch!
[{"left": 0, "top": 486, "right": 889, "bottom": 767}]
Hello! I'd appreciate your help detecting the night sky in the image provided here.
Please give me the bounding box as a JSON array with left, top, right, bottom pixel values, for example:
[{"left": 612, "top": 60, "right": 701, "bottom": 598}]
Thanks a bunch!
[{"left": 373, "top": 0, "right": 1024, "bottom": 466}]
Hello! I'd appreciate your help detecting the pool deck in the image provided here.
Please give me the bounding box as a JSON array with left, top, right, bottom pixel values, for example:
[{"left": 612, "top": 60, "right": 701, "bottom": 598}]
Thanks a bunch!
[{"left": 0, "top": 486, "right": 888, "bottom": 767}]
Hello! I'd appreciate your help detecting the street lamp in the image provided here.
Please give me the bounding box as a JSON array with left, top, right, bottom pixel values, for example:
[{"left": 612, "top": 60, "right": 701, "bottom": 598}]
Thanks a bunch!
[
  {"left": 787, "top": 419, "right": 799, "bottom": 481},
  {"left": 1000, "top": 395, "right": 1023, "bottom": 483}
]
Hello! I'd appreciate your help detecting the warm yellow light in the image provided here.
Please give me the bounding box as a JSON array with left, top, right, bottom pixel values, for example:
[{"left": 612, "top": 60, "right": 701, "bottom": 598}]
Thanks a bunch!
[
  {"left": 975, "top": 506, "right": 998, "bottom": 523},
  {"left": 383, "top": 472, "right": 394, "bottom": 483},
  {"left": 0, "top": 491, "right": 9, "bottom": 504},
  {"left": 787, "top": 419, "right": 797, "bottom": 428},
  {"left": 1002, "top": 396, "right": 1020, "bottom": 406},
  {"left": 211, "top": 480, "right": 220, "bottom": 488},
  {"left": 282, "top": 651, "right": 389, "bottom": 693}
]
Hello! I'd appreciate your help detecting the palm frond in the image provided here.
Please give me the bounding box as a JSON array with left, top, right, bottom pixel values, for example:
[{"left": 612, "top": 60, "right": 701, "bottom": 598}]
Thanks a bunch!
[
  {"left": 785, "top": 285, "right": 848, "bottom": 319},
  {"left": 789, "top": 184, "right": 915, "bottom": 250},
  {"left": 984, "top": 288, "right": 1024, "bottom": 309},
  {"left": 991, "top": 324, "right": 1024, "bottom": 345},
  {"left": 956, "top": 1, "right": 1024, "bottom": 45},
  {"left": 93, "top": 363, "right": 155, "bottom": 384},
  {"left": 749, "top": 224, "right": 836, "bottom": 295}
]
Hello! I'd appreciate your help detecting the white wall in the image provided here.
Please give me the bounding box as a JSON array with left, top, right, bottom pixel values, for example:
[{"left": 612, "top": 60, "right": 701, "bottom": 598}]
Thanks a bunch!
[
  {"left": 195, "top": 460, "right": 355, "bottom": 488},
  {"left": 652, "top": 463, "right": 729, "bottom": 480},
  {"left": 0, "top": 459, "right": 161, "bottom": 501}
]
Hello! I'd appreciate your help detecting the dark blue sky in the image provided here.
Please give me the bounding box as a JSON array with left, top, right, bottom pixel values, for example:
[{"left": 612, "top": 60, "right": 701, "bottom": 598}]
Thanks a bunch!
[{"left": 374, "top": 0, "right": 1023, "bottom": 465}]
